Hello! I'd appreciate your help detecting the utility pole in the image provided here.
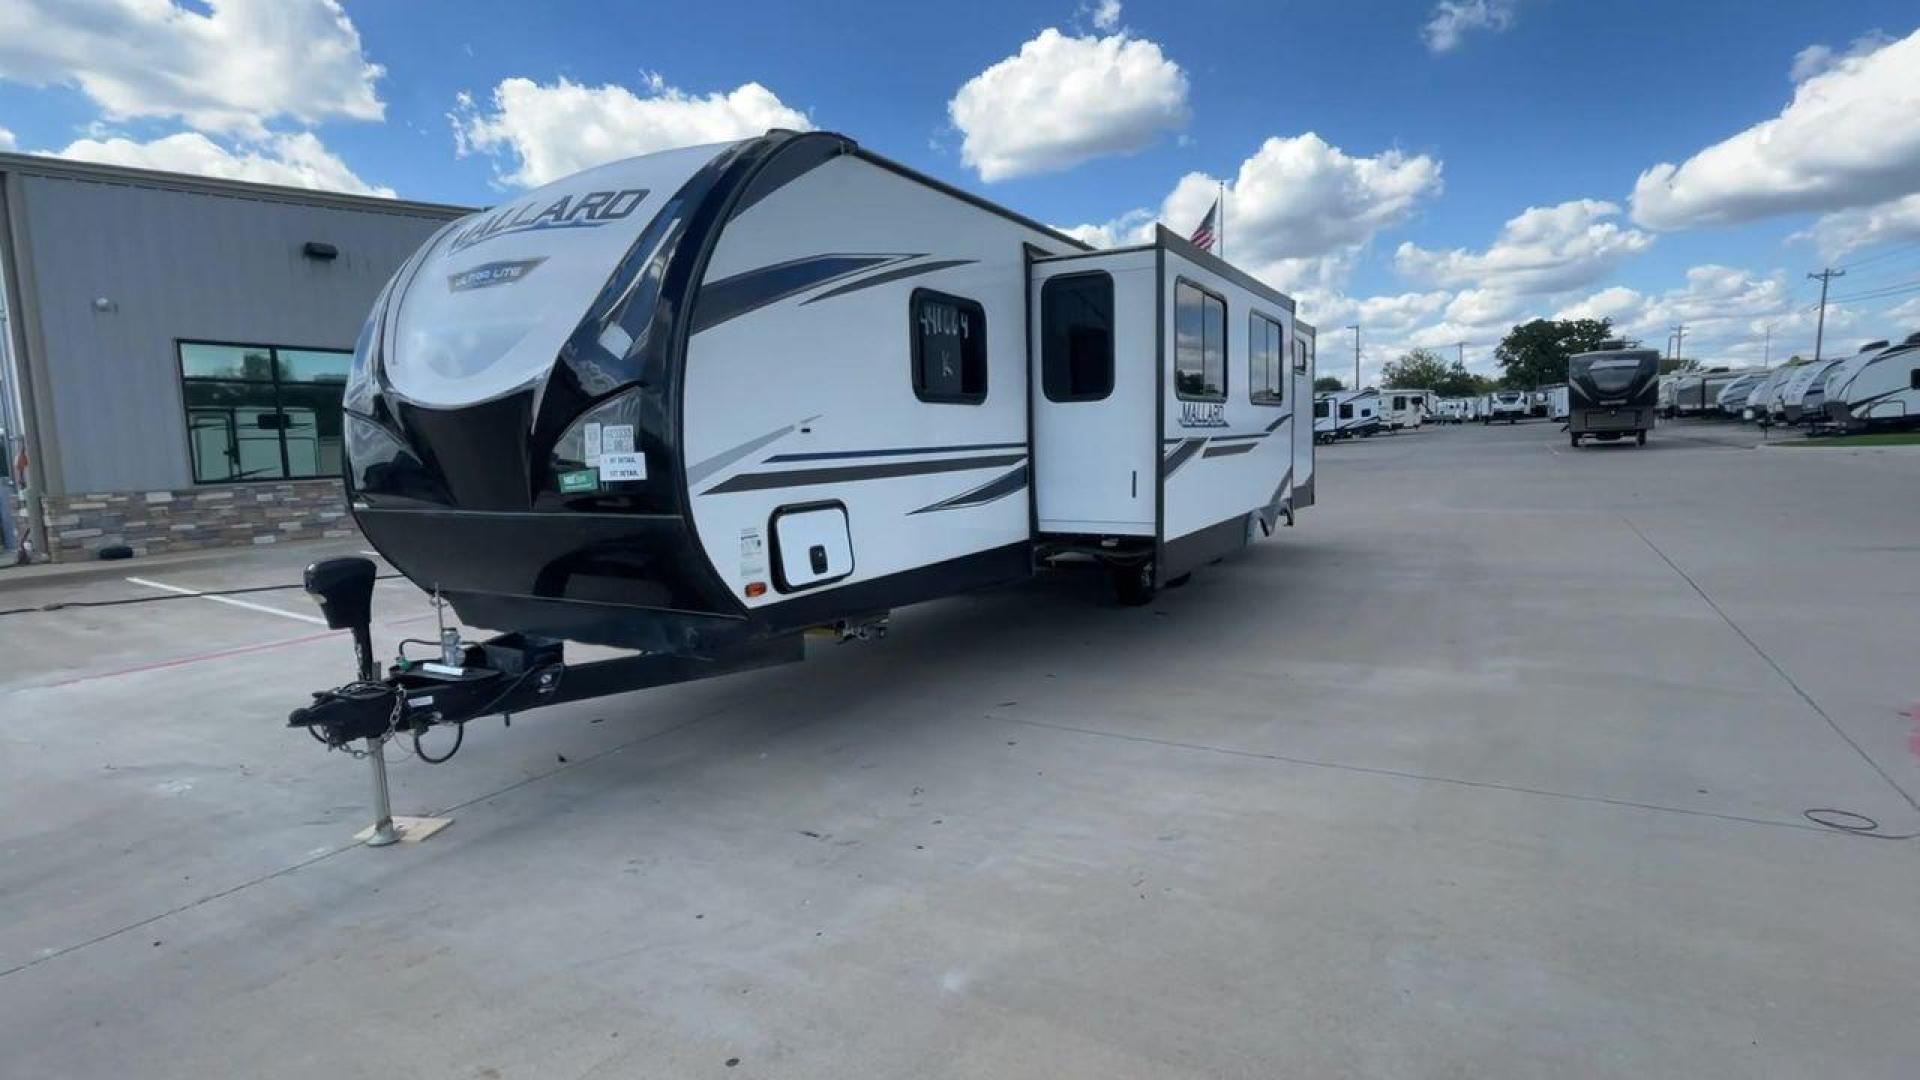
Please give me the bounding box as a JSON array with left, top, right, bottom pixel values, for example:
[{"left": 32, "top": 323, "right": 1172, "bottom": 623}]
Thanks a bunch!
[
  {"left": 1669, "top": 323, "right": 1686, "bottom": 365},
  {"left": 1762, "top": 321, "right": 1774, "bottom": 367},
  {"left": 1346, "top": 324, "right": 1360, "bottom": 389},
  {"left": 1807, "top": 267, "right": 1844, "bottom": 362},
  {"left": 1455, "top": 340, "right": 1466, "bottom": 368}
]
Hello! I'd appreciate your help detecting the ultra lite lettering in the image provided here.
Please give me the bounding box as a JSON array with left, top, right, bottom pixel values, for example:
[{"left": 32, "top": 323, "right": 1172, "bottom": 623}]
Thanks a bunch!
[{"left": 448, "top": 188, "right": 650, "bottom": 252}]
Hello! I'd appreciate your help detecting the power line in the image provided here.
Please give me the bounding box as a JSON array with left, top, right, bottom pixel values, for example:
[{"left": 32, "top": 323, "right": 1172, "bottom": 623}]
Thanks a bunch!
[
  {"left": 1825, "top": 277, "right": 1920, "bottom": 305},
  {"left": 1837, "top": 241, "right": 1920, "bottom": 273}
]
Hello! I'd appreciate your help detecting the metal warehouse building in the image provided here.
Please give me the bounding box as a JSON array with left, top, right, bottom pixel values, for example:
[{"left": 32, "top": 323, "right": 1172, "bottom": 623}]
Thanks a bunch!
[{"left": 0, "top": 153, "right": 468, "bottom": 562}]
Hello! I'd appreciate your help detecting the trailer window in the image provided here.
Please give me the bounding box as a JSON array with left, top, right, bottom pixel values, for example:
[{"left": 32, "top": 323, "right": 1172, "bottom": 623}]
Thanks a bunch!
[
  {"left": 1250, "top": 313, "right": 1285, "bottom": 405},
  {"left": 178, "top": 341, "right": 351, "bottom": 483},
  {"left": 1339, "top": 402, "right": 1353, "bottom": 419},
  {"left": 1041, "top": 272, "right": 1114, "bottom": 402},
  {"left": 1911, "top": 367, "right": 1920, "bottom": 391},
  {"left": 911, "top": 290, "right": 987, "bottom": 404},
  {"left": 1174, "top": 280, "right": 1226, "bottom": 401},
  {"left": 1314, "top": 400, "right": 1329, "bottom": 419}
]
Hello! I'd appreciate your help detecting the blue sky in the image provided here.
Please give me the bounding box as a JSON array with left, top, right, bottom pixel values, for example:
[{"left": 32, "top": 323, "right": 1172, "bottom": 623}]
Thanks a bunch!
[{"left": 3, "top": 1, "right": 1919, "bottom": 382}]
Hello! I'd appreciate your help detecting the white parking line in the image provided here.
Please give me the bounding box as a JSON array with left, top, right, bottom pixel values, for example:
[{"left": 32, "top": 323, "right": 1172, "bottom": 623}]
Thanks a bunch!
[{"left": 125, "top": 576, "right": 331, "bottom": 626}]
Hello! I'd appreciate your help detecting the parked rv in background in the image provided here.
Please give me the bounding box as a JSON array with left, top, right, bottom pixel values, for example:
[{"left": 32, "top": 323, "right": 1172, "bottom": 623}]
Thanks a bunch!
[
  {"left": 1313, "top": 393, "right": 1337, "bottom": 442},
  {"left": 1544, "top": 384, "right": 1569, "bottom": 422},
  {"left": 1567, "top": 342, "right": 1659, "bottom": 447},
  {"left": 1486, "top": 390, "right": 1528, "bottom": 423},
  {"left": 1380, "top": 389, "right": 1430, "bottom": 431},
  {"left": 1327, "top": 389, "right": 1382, "bottom": 439},
  {"left": 1715, "top": 372, "right": 1767, "bottom": 417},
  {"left": 1825, "top": 332, "right": 1920, "bottom": 432}
]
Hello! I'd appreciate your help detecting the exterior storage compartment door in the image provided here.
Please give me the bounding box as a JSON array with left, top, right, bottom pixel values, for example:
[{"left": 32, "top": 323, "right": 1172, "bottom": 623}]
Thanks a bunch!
[{"left": 772, "top": 503, "right": 854, "bottom": 592}]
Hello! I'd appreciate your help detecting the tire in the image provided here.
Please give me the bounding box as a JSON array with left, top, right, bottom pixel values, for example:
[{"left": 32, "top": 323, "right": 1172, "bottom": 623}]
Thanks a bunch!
[
  {"left": 1636, "top": 430, "right": 1647, "bottom": 446},
  {"left": 1113, "top": 564, "right": 1156, "bottom": 607},
  {"left": 1570, "top": 433, "right": 1580, "bottom": 448},
  {"left": 1508, "top": 417, "right": 1516, "bottom": 425}
]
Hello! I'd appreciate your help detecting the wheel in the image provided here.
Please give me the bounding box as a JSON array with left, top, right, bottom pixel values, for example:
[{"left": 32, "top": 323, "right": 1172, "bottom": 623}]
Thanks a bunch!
[
  {"left": 1636, "top": 430, "right": 1647, "bottom": 446},
  {"left": 1508, "top": 417, "right": 1516, "bottom": 425},
  {"left": 1570, "top": 433, "right": 1580, "bottom": 448},
  {"left": 1113, "top": 564, "right": 1156, "bottom": 607}
]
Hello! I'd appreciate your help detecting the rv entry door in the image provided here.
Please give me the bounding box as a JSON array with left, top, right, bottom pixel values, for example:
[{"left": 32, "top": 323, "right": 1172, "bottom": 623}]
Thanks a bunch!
[{"left": 1030, "top": 250, "right": 1157, "bottom": 537}]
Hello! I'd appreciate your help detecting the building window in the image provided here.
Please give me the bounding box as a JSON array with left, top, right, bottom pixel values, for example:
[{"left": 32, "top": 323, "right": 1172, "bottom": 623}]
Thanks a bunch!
[
  {"left": 911, "top": 289, "right": 987, "bottom": 404},
  {"left": 179, "top": 341, "right": 351, "bottom": 483},
  {"left": 1250, "top": 312, "right": 1285, "bottom": 405},
  {"left": 1041, "top": 272, "right": 1114, "bottom": 402},
  {"left": 1175, "top": 280, "right": 1226, "bottom": 401}
]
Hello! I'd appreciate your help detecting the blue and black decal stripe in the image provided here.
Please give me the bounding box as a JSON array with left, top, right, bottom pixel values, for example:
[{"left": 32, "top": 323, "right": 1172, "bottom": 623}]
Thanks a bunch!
[
  {"left": 690, "top": 254, "right": 908, "bottom": 334},
  {"left": 767, "top": 440, "right": 1025, "bottom": 463},
  {"left": 1161, "top": 438, "right": 1206, "bottom": 477},
  {"left": 1203, "top": 442, "right": 1256, "bottom": 457},
  {"left": 702, "top": 453, "right": 1025, "bottom": 495},
  {"left": 910, "top": 464, "right": 1029, "bottom": 514},
  {"left": 799, "top": 259, "right": 977, "bottom": 305}
]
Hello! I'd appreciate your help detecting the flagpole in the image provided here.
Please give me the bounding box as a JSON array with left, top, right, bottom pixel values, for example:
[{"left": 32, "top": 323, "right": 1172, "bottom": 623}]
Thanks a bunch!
[{"left": 1219, "top": 181, "right": 1226, "bottom": 260}]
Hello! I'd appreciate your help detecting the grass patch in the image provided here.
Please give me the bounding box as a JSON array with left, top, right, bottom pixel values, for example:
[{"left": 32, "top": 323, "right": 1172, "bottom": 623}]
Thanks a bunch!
[{"left": 1776, "top": 432, "right": 1920, "bottom": 447}]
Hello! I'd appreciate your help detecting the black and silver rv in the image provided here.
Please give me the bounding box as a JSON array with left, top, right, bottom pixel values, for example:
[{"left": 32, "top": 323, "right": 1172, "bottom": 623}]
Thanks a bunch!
[{"left": 1567, "top": 342, "right": 1659, "bottom": 446}]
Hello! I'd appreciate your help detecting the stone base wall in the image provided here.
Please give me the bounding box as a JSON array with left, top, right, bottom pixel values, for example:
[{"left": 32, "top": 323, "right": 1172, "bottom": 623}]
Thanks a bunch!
[{"left": 41, "top": 479, "right": 358, "bottom": 561}]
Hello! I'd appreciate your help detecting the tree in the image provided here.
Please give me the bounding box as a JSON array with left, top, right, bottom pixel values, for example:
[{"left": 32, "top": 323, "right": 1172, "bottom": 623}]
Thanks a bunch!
[
  {"left": 1313, "top": 375, "right": 1346, "bottom": 393},
  {"left": 1494, "top": 318, "right": 1612, "bottom": 388},
  {"left": 1379, "top": 348, "right": 1451, "bottom": 390}
]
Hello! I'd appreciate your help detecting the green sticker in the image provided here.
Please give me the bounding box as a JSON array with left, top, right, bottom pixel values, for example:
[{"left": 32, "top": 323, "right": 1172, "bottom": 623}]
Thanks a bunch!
[{"left": 558, "top": 468, "right": 600, "bottom": 493}]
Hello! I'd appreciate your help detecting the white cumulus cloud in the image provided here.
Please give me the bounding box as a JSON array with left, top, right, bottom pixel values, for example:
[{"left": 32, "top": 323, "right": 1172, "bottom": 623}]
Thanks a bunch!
[
  {"left": 0, "top": 0, "right": 384, "bottom": 138},
  {"left": 1423, "top": 1, "right": 1516, "bottom": 53},
  {"left": 1090, "top": 0, "right": 1123, "bottom": 32},
  {"left": 1789, "top": 29, "right": 1893, "bottom": 84},
  {"left": 1067, "top": 133, "right": 1443, "bottom": 294},
  {"left": 53, "top": 131, "right": 393, "bottom": 196},
  {"left": 949, "top": 28, "right": 1188, "bottom": 182},
  {"left": 1630, "top": 28, "right": 1920, "bottom": 229},
  {"left": 1800, "top": 192, "right": 1920, "bottom": 260},
  {"left": 1396, "top": 199, "right": 1653, "bottom": 296},
  {"left": 0, "top": 125, "right": 14, "bottom": 151},
  {"left": 452, "top": 74, "right": 812, "bottom": 188}
]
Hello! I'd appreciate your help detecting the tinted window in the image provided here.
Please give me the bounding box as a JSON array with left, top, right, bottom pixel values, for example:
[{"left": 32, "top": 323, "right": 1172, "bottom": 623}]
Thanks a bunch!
[
  {"left": 179, "top": 341, "right": 352, "bottom": 483},
  {"left": 1250, "top": 313, "right": 1285, "bottom": 405},
  {"left": 1314, "top": 400, "right": 1329, "bottom": 418},
  {"left": 1339, "top": 402, "right": 1353, "bottom": 419},
  {"left": 911, "top": 290, "right": 987, "bottom": 404},
  {"left": 1174, "top": 280, "right": 1225, "bottom": 401},
  {"left": 1042, "top": 272, "right": 1114, "bottom": 402},
  {"left": 1911, "top": 367, "right": 1920, "bottom": 391}
]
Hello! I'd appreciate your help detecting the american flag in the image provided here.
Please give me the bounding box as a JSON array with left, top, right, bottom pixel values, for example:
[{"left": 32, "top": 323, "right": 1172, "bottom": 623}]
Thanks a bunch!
[{"left": 1188, "top": 197, "right": 1219, "bottom": 252}]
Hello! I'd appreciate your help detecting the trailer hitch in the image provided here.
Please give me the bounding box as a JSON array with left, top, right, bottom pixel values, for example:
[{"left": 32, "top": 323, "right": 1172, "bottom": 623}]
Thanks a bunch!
[{"left": 289, "top": 557, "right": 805, "bottom": 845}]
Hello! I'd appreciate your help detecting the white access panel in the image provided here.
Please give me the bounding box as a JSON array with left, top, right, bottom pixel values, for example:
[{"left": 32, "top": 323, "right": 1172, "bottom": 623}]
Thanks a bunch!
[
  {"left": 772, "top": 504, "right": 854, "bottom": 591},
  {"left": 1030, "top": 248, "right": 1158, "bottom": 536}
]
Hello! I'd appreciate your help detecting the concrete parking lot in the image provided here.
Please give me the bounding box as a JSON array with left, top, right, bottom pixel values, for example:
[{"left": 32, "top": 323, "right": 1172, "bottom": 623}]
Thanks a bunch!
[{"left": 3, "top": 418, "right": 1917, "bottom": 1079}]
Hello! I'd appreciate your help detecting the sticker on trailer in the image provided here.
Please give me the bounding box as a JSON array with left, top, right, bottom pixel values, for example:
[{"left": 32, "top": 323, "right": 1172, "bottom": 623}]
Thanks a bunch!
[
  {"left": 558, "top": 468, "right": 599, "bottom": 493},
  {"left": 603, "top": 424, "right": 635, "bottom": 455},
  {"left": 599, "top": 452, "right": 647, "bottom": 482},
  {"left": 583, "top": 422, "right": 603, "bottom": 464},
  {"left": 740, "top": 527, "right": 767, "bottom": 579}
]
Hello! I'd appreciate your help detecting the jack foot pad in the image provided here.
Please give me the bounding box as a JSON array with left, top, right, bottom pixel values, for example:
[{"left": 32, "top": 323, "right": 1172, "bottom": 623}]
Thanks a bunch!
[{"left": 354, "top": 815, "right": 453, "bottom": 846}]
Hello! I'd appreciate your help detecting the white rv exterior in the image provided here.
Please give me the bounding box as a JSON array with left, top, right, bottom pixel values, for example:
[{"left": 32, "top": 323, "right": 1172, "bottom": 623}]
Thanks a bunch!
[
  {"left": 1379, "top": 389, "right": 1430, "bottom": 430},
  {"left": 349, "top": 131, "right": 1316, "bottom": 647},
  {"left": 1714, "top": 372, "right": 1766, "bottom": 416},
  {"left": 1825, "top": 333, "right": 1920, "bottom": 432},
  {"left": 1544, "top": 383, "right": 1569, "bottom": 421},
  {"left": 1313, "top": 393, "right": 1338, "bottom": 441},
  {"left": 1777, "top": 357, "right": 1846, "bottom": 423},
  {"left": 1486, "top": 389, "right": 1527, "bottom": 423},
  {"left": 1328, "top": 389, "right": 1382, "bottom": 438}
]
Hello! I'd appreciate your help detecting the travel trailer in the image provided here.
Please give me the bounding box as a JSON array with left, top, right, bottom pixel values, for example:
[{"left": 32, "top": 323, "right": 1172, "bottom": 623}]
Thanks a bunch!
[
  {"left": 1380, "top": 389, "right": 1430, "bottom": 430},
  {"left": 1329, "top": 389, "right": 1383, "bottom": 438},
  {"left": 1313, "top": 392, "right": 1337, "bottom": 441},
  {"left": 1825, "top": 333, "right": 1920, "bottom": 432},
  {"left": 1744, "top": 365, "right": 1794, "bottom": 424},
  {"left": 1486, "top": 389, "right": 1528, "bottom": 423},
  {"left": 1668, "top": 369, "right": 1750, "bottom": 416},
  {"left": 291, "top": 130, "right": 1320, "bottom": 761},
  {"left": 1714, "top": 372, "right": 1767, "bottom": 417},
  {"left": 1777, "top": 356, "right": 1849, "bottom": 424},
  {"left": 1566, "top": 342, "right": 1658, "bottom": 446},
  {"left": 1543, "top": 383, "right": 1569, "bottom": 422}
]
